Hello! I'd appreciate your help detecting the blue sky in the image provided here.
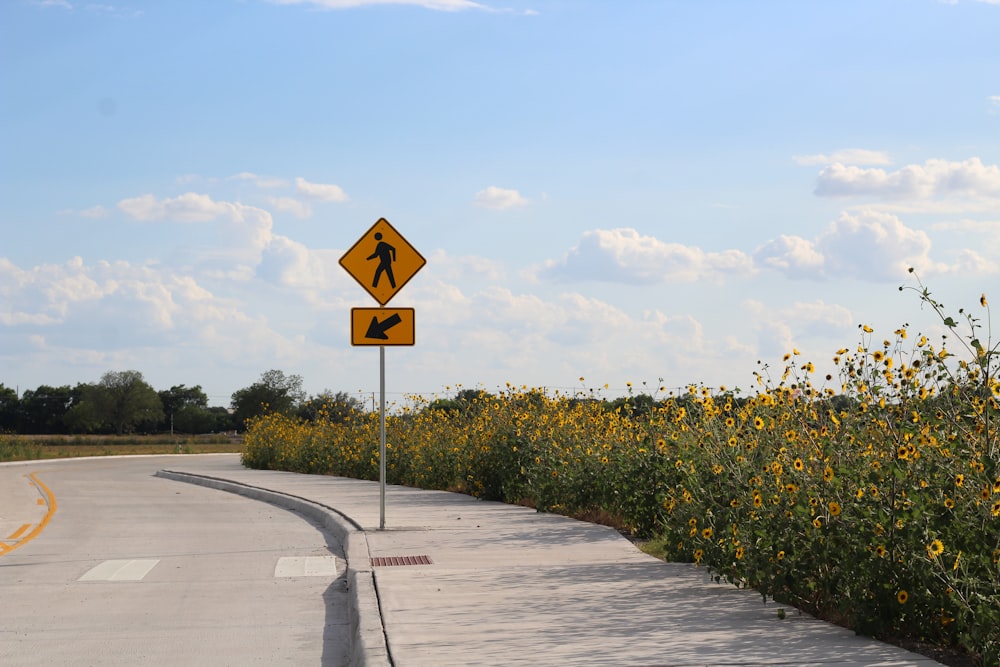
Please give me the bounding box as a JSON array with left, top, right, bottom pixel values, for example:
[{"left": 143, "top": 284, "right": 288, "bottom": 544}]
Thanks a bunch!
[{"left": 2, "top": 0, "right": 998, "bottom": 407}]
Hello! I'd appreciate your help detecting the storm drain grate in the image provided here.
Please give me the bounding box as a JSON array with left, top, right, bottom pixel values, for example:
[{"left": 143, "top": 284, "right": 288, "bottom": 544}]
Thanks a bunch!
[{"left": 371, "top": 555, "right": 432, "bottom": 567}]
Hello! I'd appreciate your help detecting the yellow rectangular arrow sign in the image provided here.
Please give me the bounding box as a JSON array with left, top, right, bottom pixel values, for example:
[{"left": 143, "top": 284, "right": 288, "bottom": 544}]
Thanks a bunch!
[{"left": 351, "top": 308, "right": 415, "bottom": 346}]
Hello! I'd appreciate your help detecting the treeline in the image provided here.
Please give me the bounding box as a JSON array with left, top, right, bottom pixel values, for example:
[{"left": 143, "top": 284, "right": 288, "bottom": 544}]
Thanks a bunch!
[
  {"left": 1, "top": 368, "right": 860, "bottom": 437},
  {"left": 0, "top": 369, "right": 363, "bottom": 436}
]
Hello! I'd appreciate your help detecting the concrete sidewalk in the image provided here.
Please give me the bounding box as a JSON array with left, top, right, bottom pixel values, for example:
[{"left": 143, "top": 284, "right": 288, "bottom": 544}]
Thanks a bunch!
[{"left": 160, "top": 455, "right": 942, "bottom": 667}]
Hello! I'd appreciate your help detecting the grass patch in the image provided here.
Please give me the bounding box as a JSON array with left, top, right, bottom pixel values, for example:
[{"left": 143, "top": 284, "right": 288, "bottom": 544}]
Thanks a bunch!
[{"left": 0, "top": 433, "right": 243, "bottom": 461}]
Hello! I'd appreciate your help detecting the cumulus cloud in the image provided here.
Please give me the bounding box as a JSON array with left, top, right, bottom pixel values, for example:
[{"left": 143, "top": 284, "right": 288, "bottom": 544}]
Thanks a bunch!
[
  {"left": 793, "top": 149, "right": 891, "bottom": 166},
  {"left": 753, "top": 235, "right": 825, "bottom": 278},
  {"left": 741, "top": 297, "right": 854, "bottom": 362},
  {"left": 268, "top": 197, "right": 313, "bottom": 219},
  {"left": 257, "top": 238, "right": 347, "bottom": 293},
  {"left": 474, "top": 186, "right": 529, "bottom": 209},
  {"left": 536, "top": 228, "right": 754, "bottom": 285},
  {"left": 814, "top": 157, "right": 1000, "bottom": 200},
  {"left": 118, "top": 192, "right": 235, "bottom": 222},
  {"left": 754, "top": 210, "right": 947, "bottom": 281},
  {"left": 0, "top": 254, "right": 322, "bottom": 381},
  {"left": 295, "top": 177, "right": 349, "bottom": 202},
  {"left": 406, "top": 282, "right": 714, "bottom": 387},
  {"left": 117, "top": 192, "right": 280, "bottom": 275},
  {"left": 426, "top": 249, "right": 506, "bottom": 282},
  {"left": 1, "top": 256, "right": 194, "bottom": 339},
  {"left": 989, "top": 95, "right": 1000, "bottom": 113}
]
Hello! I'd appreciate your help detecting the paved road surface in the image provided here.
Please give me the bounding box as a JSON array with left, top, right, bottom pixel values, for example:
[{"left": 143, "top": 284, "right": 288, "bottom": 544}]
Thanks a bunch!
[{"left": 0, "top": 455, "right": 349, "bottom": 666}]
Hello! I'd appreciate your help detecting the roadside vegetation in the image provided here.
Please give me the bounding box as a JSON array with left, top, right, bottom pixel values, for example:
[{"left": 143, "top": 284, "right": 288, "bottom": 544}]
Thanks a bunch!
[
  {"left": 242, "top": 274, "right": 998, "bottom": 666},
  {"left": 0, "top": 433, "right": 242, "bottom": 461}
]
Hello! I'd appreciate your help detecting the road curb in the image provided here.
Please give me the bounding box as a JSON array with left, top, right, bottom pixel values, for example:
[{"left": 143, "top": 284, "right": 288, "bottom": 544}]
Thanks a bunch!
[{"left": 155, "top": 470, "right": 391, "bottom": 667}]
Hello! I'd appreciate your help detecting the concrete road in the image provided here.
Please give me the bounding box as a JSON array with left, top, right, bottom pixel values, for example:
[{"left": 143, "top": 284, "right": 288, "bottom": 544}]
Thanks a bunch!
[{"left": 0, "top": 455, "right": 349, "bottom": 667}]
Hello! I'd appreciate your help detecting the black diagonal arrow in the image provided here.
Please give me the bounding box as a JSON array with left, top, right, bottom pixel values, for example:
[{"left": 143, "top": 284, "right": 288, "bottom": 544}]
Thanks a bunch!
[{"left": 365, "top": 313, "right": 403, "bottom": 340}]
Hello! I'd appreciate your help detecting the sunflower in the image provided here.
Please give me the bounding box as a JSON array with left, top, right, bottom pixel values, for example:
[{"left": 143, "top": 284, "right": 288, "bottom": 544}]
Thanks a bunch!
[
  {"left": 829, "top": 501, "right": 842, "bottom": 517},
  {"left": 823, "top": 466, "right": 835, "bottom": 482},
  {"left": 992, "top": 500, "right": 1000, "bottom": 518},
  {"left": 735, "top": 546, "right": 744, "bottom": 560},
  {"left": 753, "top": 416, "right": 765, "bottom": 430},
  {"left": 793, "top": 458, "right": 804, "bottom": 471},
  {"left": 693, "top": 549, "right": 704, "bottom": 563},
  {"left": 897, "top": 590, "right": 909, "bottom": 604},
  {"left": 927, "top": 539, "right": 945, "bottom": 558},
  {"left": 875, "top": 545, "right": 887, "bottom": 558},
  {"left": 702, "top": 527, "right": 713, "bottom": 539}
]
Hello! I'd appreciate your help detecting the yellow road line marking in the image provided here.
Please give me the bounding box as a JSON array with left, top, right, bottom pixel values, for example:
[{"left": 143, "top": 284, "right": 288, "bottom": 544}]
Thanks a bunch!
[
  {"left": 7, "top": 524, "right": 32, "bottom": 540},
  {"left": 0, "top": 473, "right": 57, "bottom": 557}
]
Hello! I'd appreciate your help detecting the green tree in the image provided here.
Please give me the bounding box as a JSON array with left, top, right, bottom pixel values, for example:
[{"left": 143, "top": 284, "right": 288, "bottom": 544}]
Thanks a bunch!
[
  {"left": 230, "top": 369, "right": 305, "bottom": 426},
  {"left": 17, "top": 384, "right": 75, "bottom": 434},
  {"left": 297, "top": 390, "right": 363, "bottom": 424},
  {"left": 158, "top": 384, "right": 209, "bottom": 433},
  {"left": 83, "top": 371, "right": 164, "bottom": 435},
  {"left": 0, "top": 384, "right": 19, "bottom": 431}
]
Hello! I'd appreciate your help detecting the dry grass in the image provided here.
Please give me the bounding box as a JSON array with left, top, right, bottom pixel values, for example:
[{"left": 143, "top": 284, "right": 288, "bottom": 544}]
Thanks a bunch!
[{"left": 0, "top": 433, "right": 243, "bottom": 461}]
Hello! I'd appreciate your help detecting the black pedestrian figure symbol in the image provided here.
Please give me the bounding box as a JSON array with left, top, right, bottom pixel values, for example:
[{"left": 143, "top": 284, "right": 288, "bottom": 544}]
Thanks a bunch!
[{"left": 367, "top": 232, "right": 396, "bottom": 289}]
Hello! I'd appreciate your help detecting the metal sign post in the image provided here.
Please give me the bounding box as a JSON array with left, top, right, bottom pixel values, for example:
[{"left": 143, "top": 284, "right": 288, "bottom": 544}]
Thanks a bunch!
[
  {"left": 340, "top": 218, "right": 424, "bottom": 531},
  {"left": 379, "top": 345, "right": 386, "bottom": 530}
]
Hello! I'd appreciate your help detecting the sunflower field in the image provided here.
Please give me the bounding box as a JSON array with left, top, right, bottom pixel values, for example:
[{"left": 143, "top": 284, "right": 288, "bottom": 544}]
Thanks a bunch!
[{"left": 243, "top": 277, "right": 999, "bottom": 664}]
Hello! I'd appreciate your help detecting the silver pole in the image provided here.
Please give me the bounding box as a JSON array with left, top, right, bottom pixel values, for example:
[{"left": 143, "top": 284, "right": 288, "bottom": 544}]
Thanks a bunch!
[{"left": 379, "top": 344, "right": 386, "bottom": 530}]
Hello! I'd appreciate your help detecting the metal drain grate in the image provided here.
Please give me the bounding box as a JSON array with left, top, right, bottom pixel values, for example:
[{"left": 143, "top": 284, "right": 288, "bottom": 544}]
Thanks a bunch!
[{"left": 371, "top": 555, "right": 432, "bottom": 567}]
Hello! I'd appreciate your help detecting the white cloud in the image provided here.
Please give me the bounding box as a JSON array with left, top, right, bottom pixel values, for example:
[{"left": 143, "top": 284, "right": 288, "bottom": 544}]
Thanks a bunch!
[
  {"left": 0, "top": 255, "right": 319, "bottom": 379},
  {"left": 31, "top": 0, "right": 73, "bottom": 8},
  {"left": 741, "top": 297, "right": 853, "bottom": 365},
  {"left": 793, "top": 149, "right": 891, "bottom": 166},
  {"left": 814, "top": 157, "right": 1000, "bottom": 200},
  {"left": 405, "top": 283, "right": 718, "bottom": 388},
  {"left": 268, "top": 197, "right": 313, "bottom": 219},
  {"left": 230, "top": 172, "right": 290, "bottom": 189},
  {"left": 754, "top": 235, "right": 825, "bottom": 278},
  {"left": 755, "top": 210, "right": 946, "bottom": 281},
  {"left": 426, "top": 249, "right": 506, "bottom": 282},
  {"left": 270, "top": 0, "right": 491, "bottom": 10},
  {"left": 474, "top": 186, "right": 528, "bottom": 209},
  {"left": 80, "top": 205, "right": 109, "bottom": 218},
  {"left": 536, "top": 228, "right": 754, "bottom": 285},
  {"left": 989, "top": 95, "right": 1000, "bottom": 113},
  {"left": 256, "top": 238, "right": 348, "bottom": 294},
  {"left": 295, "top": 177, "right": 349, "bottom": 202},
  {"left": 118, "top": 192, "right": 234, "bottom": 222},
  {"left": 117, "top": 192, "right": 278, "bottom": 273}
]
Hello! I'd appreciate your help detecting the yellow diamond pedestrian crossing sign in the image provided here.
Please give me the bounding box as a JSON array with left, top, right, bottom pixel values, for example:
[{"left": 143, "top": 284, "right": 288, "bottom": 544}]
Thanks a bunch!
[{"left": 339, "top": 218, "right": 426, "bottom": 306}]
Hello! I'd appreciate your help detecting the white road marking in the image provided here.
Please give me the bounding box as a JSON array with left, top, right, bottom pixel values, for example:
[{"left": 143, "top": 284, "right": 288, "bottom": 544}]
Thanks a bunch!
[
  {"left": 79, "top": 559, "right": 160, "bottom": 581},
  {"left": 274, "top": 556, "right": 340, "bottom": 578}
]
